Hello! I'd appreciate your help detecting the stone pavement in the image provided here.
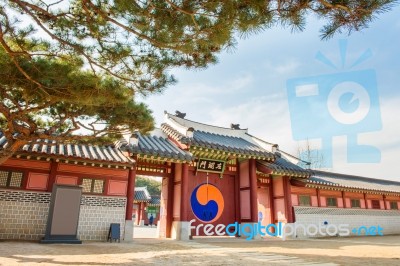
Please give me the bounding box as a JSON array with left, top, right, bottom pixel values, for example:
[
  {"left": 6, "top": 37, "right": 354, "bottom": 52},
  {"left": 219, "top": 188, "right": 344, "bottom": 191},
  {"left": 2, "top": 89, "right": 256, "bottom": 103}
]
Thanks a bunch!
[
  {"left": 1, "top": 235, "right": 400, "bottom": 265},
  {"left": 133, "top": 225, "right": 158, "bottom": 239}
]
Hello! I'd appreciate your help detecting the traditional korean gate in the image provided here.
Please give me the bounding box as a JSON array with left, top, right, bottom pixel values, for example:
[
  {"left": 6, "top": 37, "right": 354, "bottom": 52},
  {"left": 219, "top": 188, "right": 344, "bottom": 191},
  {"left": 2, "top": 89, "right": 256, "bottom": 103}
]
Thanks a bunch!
[{"left": 187, "top": 170, "right": 236, "bottom": 237}]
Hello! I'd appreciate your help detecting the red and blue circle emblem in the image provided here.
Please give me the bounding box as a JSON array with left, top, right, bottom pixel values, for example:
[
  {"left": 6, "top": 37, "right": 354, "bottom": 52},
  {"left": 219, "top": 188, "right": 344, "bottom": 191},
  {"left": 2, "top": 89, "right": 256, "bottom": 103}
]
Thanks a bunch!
[{"left": 190, "top": 183, "right": 224, "bottom": 223}]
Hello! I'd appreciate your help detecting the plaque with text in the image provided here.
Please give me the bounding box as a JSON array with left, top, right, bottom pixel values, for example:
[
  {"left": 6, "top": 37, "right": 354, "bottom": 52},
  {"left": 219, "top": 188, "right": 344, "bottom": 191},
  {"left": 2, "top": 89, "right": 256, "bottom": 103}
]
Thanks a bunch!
[{"left": 197, "top": 158, "right": 225, "bottom": 174}]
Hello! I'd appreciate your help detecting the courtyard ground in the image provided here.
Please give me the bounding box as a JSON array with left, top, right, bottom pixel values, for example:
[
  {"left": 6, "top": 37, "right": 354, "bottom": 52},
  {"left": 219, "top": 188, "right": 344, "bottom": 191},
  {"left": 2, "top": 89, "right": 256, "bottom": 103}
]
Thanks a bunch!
[{"left": 1, "top": 229, "right": 400, "bottom": 265}]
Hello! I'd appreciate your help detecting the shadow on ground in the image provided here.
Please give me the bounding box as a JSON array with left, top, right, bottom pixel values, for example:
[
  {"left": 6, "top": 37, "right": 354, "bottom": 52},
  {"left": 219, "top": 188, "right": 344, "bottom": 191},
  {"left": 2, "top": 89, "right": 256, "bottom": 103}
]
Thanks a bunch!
[{"left": 1, "top": 235, "right": 400, "bottom": 265}]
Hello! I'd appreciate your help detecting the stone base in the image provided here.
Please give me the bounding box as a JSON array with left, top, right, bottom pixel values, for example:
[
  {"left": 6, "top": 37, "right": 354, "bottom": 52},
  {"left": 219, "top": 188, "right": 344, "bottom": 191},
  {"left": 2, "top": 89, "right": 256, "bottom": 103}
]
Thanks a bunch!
[
  {"left": 40, "top": 238, "right": 82, "bottom": 244},
  {"left": 156, "top": 221, "right": 161, "bottom": 238},
  {"left": 171, "top": 221, "right": 190, "bottom": 241},
  {"left": 124, "top": 220, "right": 133, "bottom": 242}
]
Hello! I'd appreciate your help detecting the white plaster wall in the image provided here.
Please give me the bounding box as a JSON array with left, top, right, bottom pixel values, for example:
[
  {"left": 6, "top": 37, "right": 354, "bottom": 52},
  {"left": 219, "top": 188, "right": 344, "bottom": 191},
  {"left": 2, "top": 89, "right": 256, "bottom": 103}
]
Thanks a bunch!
[{"left": 292, "top": 206, "right": 400, "bottom": 238}]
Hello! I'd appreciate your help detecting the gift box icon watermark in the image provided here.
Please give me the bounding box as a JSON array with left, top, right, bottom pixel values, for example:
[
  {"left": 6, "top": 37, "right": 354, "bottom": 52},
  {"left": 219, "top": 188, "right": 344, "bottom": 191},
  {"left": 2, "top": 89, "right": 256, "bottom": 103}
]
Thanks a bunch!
[{"left": 287, "top": 40, "right": 382, "bottom": 167}]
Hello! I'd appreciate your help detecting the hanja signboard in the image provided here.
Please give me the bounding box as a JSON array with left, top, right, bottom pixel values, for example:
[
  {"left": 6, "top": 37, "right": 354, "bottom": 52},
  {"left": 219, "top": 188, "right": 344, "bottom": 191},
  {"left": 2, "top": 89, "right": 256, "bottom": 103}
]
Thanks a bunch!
[
  {"left": 189, "top": 183, "right": 383, "bottom": 240},
  {"left": 196, "top": 158, "right": 225, "bottom": 174}
]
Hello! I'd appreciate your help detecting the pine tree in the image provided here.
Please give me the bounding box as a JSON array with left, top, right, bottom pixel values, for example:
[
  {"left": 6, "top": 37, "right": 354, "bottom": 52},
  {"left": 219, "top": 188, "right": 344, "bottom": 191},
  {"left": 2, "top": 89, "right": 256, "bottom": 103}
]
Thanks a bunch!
[
  {"left": 0, "top": 47, "right": 153, "bottom": 163},
  {"left": 0, "top": 1, "right": 397, "bottom": 162},
  {"left": 0, "top": 1, "right": 396, "bottom": 91}
]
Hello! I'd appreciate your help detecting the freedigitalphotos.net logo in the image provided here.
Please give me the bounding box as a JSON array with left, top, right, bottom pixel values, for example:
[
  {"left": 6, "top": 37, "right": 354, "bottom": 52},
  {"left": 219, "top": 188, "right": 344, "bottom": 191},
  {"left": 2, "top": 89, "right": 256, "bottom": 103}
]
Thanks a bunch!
[
  {"left": 287, "top": 40, "right": 382, "bottom": 167},
  {"left": 188, "top": 182, "right": 384, "bottom": 240},
  {"left": 188, "top": 220, "right": 384, "bottom": 240}
]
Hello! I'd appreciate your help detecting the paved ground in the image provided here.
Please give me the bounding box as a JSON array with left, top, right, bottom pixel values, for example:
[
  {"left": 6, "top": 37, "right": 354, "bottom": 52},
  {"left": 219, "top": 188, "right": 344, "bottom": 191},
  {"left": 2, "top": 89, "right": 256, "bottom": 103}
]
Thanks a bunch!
[
  {"left": 133, "top": 225, "right": 158, "bottom": 239},
  {"left": 1, "top": 234, "right": 400, "bottom": 265}
]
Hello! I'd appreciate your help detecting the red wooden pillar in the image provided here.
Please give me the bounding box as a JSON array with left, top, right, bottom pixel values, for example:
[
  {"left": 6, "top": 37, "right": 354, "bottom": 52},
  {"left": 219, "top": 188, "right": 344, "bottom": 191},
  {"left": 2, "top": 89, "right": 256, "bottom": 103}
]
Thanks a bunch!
[
  {"left": 383, "top": 195, "right": 387, "bottom": 210},
  {"left": 138, "top": 202, "right": 147, "bottom": 225},
  {"left": 166, "top": 165, "right": 175, "bottom": 238},
  {"left": 269, "top": 176, "right": 275, "bottom": 224},
  {"left": 317, "top": 189, "right": 321, "bottom": 207},
  {"left": 140, "top": 202, "right": 144, "bottom": 225},
  {"left": 142, "top": 202, "right": 149, "bottom": 224},
  {"left": 234, "top": 159, "right": 241, "bottom": 223},
  {"left": 364, "top": 193, "right": 368, "bottom": 209},
  {"left": 125, "top": 167, "right": 136, "bottom": 220},
  {"left": 47, "top": 160, "right": 58, "bottom": 192},
  {"left": 282, "top": 176, "right": 294, "bottom": 223},
  {"left": 136, "top": 203, "right": 141, "bottom": 225},
  {"left": 180, "top": 163, "right": 189, "bottom": 221},
  {"left": 249, "top": 159, "right": 258, "bottom": 223},
  {"left": 342, "top": 191, "right": 346, "bottom": 208}
]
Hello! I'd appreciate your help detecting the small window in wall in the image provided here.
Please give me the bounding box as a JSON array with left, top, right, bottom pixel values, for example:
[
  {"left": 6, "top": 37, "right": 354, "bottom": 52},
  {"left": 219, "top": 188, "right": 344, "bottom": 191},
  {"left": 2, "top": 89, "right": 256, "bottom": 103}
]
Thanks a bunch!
[
  {"left": 371, "top": 200, "right": 380, "bottom": 209},
  {"left": 81, "top": 178, "right": 104, "bottom": 194},
  {"left": 299, "top": 195, "right": 311, "bottom": 206},
  {"left": 390, "top": 201, "right": 398, "bottom": 210},
  {"left": 0, "top": 170, "right": 23, "bottom": 188},
  {"left": 326, "top": 197, "right": 337, "bottom": 207},
  {"left": 351, "top": 199, "right": 361, "bottom": 208}
]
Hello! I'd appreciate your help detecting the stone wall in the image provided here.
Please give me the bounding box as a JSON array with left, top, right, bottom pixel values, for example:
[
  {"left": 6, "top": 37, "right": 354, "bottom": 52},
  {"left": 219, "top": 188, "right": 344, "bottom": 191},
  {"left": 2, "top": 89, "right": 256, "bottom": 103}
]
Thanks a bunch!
[
  {"left": 78, "top": 195, "right": 126, "bottom": 241},
  {"left": 0, "top": 189, "right": 126, "bottom": 241},
  {"left": 291, "top": 206, "right": 400, "bottom": 238},
  {"left": 0, "top": 190, "right": 50, "bottom": 240}
]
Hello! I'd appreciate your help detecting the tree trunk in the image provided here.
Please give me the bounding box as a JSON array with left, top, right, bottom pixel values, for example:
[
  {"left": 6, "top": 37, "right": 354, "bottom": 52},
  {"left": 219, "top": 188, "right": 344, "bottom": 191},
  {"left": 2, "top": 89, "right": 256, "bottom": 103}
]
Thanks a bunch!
[{"left": 0, "top": 139, "right": 28, "bottom": 165}]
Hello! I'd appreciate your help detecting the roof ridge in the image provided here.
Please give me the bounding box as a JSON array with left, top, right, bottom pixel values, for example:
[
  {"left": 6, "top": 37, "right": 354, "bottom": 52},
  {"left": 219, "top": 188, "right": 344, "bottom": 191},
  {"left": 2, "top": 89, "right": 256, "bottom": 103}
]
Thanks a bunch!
[
  {"left": 311, "top": 169, "right": 400, "bottom": 184},
  {"left": 278, "top": 149, "right": 311, "bottom": 166},
  {"left": 245, "top": 132, "right": 276, "bottom": 146},
  {"left": 166, "top": 112, "right": 249, "bottom": 132}
]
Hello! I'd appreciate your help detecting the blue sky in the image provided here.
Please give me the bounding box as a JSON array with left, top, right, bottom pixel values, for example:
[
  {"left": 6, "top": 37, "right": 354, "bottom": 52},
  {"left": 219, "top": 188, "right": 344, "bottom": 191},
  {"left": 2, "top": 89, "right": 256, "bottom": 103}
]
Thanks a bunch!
[{"left": 140, "top": 8, "right": 400, "bottom": 180}]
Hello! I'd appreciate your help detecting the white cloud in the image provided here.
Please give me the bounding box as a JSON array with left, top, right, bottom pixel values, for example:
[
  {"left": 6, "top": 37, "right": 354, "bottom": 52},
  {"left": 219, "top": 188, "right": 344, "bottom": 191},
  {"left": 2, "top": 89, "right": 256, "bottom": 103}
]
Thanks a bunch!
[
  {"left": 176, "top": 72, "right": 253, "bottom": 97},
  {"left": 274, "top": 60, "right": 301, "bottom": 75},
  {"left": 275, "top": 96, "right": 400, "bottom": 180},
  {"left": 207, "top": 93, "right": 297, "bottom": 147},
  {"left": 140, "top": 72, "right": 255, "bottom": 124}
]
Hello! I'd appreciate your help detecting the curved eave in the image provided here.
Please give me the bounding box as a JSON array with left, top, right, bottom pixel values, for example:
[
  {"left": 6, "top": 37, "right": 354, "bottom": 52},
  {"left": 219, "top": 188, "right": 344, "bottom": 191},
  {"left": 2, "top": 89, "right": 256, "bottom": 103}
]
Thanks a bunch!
[
  {"left": 135, "top": 153, "right": 192, "bottom": 163},
  {"left": 160, "top": 123, "right": 188, "bottom": 143},
  {"left": 256, "top": 162, "right": 273, "bottom": 175},
  {"left": 305, "top": 183, "right": 400, "bottom": 196},
  {"left": 129, "top": 133, "right": 193, "bottom": 163},
  {"left": 270, "top": 168, "right": 310, "bottom": 178},
  {"left": 257, "top": 161, "right": 310, "bottom": 178},
  {"left": 11, "top": 152, "right": 134, "bottom": 168},
  {"left": 190, "top": 145, "right": 274, "bottom": 161},
  {"left": 256, "top": 171, "right": 270, "bottom": 177}
]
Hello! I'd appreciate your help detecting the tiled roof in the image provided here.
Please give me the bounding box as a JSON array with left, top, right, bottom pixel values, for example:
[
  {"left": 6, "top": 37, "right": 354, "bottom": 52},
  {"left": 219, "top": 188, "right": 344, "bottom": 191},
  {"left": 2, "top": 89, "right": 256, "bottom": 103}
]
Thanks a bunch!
[
  {"left": 126, "top": 129, "right": 193, "bottom": 162},
  {"left": 257, "top": 156, "right": 311, "bottom": 178},
  {"left": 189, "top": 130, "right": 274, "bottom": 159},
  {"left": 160, "top": 123, "right": 188, "bottom": 142},
  {"left": 162, "top": 113, "right": 274, "bottom": 160},
  {"left": 0, "top": 132, "right": 132, "bottom": 165},
  {"left": 134, "top": 187, "right": 151, "bottom": 202},
  {"left": 164, "top": 113, "right": 251, "bottom": 138},
  {"left": 149, "top": 195, "right": 161, "bottom": 206},
  {"left": 306, "top": 170, "right": 400, "bottom": 194}
]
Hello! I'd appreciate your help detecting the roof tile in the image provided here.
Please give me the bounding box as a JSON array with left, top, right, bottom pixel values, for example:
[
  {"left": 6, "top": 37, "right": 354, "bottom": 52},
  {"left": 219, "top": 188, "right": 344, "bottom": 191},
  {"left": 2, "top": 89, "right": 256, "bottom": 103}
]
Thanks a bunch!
[
  {"left": 307, "top": 170, "right": 400, "bottom": 194},
  {"left": 161, "top": 114, "right": 274, "bottom": 160},
  {"left": 0, "top": 132, "right": 132, "bottom": 164},
  {"left": 257, "top": 157, "right": 311, "bottom": 177},
  {"left": 134, "top": 187, "right": 152, "bottom": 202},
  {"left": 127, "top": 130, "right": 193, "bottom": 162}
]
